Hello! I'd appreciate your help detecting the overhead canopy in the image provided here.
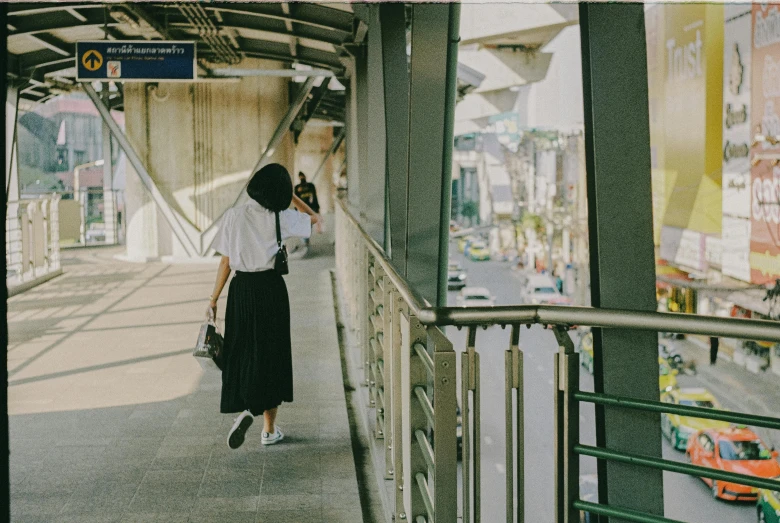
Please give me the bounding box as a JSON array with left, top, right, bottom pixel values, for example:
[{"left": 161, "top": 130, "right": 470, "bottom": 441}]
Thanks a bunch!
[{"left": 6, "top": 2, "right": 355, "bottom": 120}]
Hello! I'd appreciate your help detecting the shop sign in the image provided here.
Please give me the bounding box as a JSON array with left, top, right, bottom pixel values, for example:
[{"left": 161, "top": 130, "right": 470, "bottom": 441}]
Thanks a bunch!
[
  {"left": 705, "top": 235, "right": 722, "bottom": 267},
  {"left": 724, "top": 6, "right": 753, "bottom": 222},
  {"left": 722, "top": 216, "right": 752, "bottom": 281},
  {"left": 750, "top": 4, "right": 780, "bottom": 283},
  {"left": 660, "top": 226, "right": 705, "bottom": 271}
]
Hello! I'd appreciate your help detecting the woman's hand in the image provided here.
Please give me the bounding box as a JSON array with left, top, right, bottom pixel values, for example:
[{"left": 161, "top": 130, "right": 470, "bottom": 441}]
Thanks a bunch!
[{"left": 207, "top": 300, "right": 217, "bottom": 321}]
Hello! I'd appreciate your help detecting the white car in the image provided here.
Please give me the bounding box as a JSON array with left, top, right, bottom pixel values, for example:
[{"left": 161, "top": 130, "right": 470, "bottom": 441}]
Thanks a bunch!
[
  {"left": 521, "top": 274, "right": 571, "bottom": 305},
  {"left": 455, "top": 287, "right": 495, "bottom": 307}
]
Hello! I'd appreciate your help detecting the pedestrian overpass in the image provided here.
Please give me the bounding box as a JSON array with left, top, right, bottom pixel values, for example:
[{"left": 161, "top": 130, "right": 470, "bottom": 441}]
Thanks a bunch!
[{"left": 4, "top": 4, "right": 780, "bottom": 523}]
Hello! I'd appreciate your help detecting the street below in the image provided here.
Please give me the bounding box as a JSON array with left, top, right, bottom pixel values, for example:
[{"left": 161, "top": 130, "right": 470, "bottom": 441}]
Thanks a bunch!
[{"left": 448, "top": 245, "right": 773, "bottom": 523}]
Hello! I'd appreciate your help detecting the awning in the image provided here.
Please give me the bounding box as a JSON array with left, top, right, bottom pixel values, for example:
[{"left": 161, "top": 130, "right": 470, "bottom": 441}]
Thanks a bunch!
[{"left": 727, "top": 288, "right": 771, "bottom": 317}]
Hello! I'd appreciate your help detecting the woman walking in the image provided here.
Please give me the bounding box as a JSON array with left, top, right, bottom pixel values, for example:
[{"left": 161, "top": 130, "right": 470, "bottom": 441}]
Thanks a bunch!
[{"left": 208, "top": 163, "right": 321, "bottom": 449}]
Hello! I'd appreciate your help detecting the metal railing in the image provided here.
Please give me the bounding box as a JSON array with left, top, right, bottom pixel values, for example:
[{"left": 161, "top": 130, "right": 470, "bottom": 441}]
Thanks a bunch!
[
  {"left": 6, "top": 196, "right": 61, "bottom": 288},
  {"left": 335, "top": 197, "right": 780, "bottom": 523}
]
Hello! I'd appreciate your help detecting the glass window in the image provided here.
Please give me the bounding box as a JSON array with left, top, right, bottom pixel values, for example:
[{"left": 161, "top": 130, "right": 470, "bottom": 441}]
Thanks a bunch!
[
  {"left": 533, "top": 287, "right": 557, "bottom": 294},
  {"left": 718, "top": 439, "right": 771, "bottom": 460},
  {"left": 467, "top": 295, "right": 491, "bottom": 301}
]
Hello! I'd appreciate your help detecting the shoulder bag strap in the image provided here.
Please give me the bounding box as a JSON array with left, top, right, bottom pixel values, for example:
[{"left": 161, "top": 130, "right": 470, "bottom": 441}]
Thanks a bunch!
[{"left": 275, "top": 211, "right": 283, "bottom": 248}]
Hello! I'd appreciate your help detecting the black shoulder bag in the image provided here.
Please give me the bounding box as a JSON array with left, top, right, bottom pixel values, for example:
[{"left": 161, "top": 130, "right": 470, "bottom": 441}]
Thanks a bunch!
[{"left": 274, "top": 211, "right": 289, "bottom": 275}]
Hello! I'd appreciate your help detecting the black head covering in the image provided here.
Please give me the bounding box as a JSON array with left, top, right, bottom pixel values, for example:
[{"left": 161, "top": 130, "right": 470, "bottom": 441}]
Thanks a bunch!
[{"left": 246, "top": 163, "right": 293, "bottom": 212}]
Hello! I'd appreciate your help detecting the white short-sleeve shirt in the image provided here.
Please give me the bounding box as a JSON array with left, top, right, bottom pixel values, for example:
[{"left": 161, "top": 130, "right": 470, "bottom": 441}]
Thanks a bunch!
[{"left": 212, "top": 200, "right": 312, "bottom": 272}]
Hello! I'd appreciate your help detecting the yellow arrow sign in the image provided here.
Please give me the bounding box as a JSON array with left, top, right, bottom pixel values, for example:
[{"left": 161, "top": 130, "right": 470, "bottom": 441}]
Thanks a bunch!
[{"left": 82, "top": 50, "right": 103, "bottom": 71}]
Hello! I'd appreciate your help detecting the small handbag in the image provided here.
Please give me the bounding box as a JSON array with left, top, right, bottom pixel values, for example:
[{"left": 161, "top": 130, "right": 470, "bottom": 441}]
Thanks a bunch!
[
  {"left": 193, "top": 319, "right": 224, "bottom": 371},
  {"left": 274, "top": 211, "right": 289, "bottom": 275}
]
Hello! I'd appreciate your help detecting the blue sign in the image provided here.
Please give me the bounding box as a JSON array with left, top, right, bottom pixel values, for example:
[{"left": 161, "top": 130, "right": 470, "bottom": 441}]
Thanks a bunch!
[{"left": 76, "top": 41, "right": 196, "bottom": 81}]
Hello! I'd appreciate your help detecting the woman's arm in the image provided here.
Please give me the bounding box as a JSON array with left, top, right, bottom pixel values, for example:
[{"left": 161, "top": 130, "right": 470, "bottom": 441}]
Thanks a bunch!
[
  {"left": 208, "top": 256, "right": 231, "bottom": 319},
  {"left": 292, "top": 194, "right": 321, "bottom": 225}
]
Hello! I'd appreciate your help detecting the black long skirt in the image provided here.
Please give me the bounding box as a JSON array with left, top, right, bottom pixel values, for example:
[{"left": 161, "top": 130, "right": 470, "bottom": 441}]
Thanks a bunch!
[{"left": 220, "top": 270, "right": 293, "bottom": 415}]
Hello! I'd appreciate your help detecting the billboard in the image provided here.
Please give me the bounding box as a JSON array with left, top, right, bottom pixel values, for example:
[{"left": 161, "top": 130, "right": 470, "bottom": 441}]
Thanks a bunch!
[
  {"left": 722, "top": 6, "right": 753, "bottom": 281},
  {"left": 750, "top": 5, "right": 780, "bottom": 283},
  {"left": 660, "top": 5, "right": 724, "bottom": 237}
]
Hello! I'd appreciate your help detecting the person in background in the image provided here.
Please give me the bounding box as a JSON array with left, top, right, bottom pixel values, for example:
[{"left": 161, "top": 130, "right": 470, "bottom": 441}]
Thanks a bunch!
[
  {"left": 709, "top": 336, "right": 719, "bottom": 366},
  {"left": 294, "top": 172, "right": 320, "bottom": 248}
]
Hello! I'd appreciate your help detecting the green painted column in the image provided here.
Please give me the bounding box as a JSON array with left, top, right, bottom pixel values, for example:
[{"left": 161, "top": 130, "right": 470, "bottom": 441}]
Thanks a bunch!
[
  {"left": 380, "top": 4, "right": 410, "bottom": 275},
  {"left": 579, "top": 4, "right": 664, "bottom": 520},
  {"left": 1, "top": 5, "right": 10, "bottom": 521},
  {"left": 406, "top": 4, "right": 460, "bottom": 306}
]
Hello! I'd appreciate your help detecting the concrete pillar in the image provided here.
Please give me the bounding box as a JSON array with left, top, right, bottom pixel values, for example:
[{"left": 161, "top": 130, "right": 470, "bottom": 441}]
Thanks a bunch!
[
  {"left": 294, "top": 124, "right": 339, "bottom": 214},
  {"left": 122, "top": 59, "right": 294, "bottom": 260}
]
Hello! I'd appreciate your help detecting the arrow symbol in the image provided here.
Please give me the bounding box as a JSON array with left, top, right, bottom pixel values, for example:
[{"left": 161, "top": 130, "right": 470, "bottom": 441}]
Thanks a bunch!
[{"left": 81, "top": 50, "right": 103, "bottom": 72}]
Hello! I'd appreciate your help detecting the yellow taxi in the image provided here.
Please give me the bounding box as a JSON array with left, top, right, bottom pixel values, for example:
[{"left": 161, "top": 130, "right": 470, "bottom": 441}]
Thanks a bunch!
[
  {"left": 468, "top": 241, "right": 491, "bottom": 261},
  {"left": 659, "top": 357, "right": 678, "bottom": 394},
  {"left": 758, "top": 479, "right": 780, "bottom": 523},
  {"left": 661, "top": 388, "right": 729, "bottom": 451},
  {"left": 579, "top": 332, "right": 594, "bottom": 374},
  {"left": 457, "top": 235, "right": 475, "bottom": 253}
]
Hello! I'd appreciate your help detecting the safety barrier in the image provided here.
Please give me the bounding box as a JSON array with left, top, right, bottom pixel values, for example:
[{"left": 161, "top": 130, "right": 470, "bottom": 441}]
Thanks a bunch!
[
  {"left": 6, "top": 196, "right": 62, "bottom": 292},
  {"left": 335, "top": 197, "right": 780, "bottom": 523}
]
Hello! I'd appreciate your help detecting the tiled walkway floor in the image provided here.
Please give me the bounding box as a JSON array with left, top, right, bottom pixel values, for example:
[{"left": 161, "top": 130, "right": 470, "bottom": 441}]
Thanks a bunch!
[{"left": 8, "top": 244, "right": 362, "bottom": 523}]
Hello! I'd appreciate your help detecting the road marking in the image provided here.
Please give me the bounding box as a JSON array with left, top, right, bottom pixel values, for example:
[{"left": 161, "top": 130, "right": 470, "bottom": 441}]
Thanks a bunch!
[
  {"left": 495, "top": 463, "right": 505, "bottom": 474},
  {"left": 484, "top": 436, "right": 494, "bottom": 445},
  {"left": 537, "top": 365, "right": 544, "bottom": 372}
]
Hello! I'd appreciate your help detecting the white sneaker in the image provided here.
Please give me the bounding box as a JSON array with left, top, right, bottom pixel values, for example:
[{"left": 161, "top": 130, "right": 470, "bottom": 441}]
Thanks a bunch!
[
  {"left": 227, "top": 410, "right": 253, "bottom": 449},
  {"left": 261, "top": 427, "right": 284, "bottom": 445}
]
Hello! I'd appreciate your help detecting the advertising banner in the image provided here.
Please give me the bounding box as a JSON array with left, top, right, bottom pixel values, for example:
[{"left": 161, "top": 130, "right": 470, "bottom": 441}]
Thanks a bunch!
[
  {"left": 723, "top": 6, "right": 752, "bottom": 219},
  {"left": 660, "top": 226, "right": 706, "bottom": 272},
  {"left": 723, "top": 6, "right": 753, "bottom": 281},
  {"left": 750, "top": 5, "right": 780, "bottom": 283},
  {"left": 723, "top": 216, "right": 752, "bottom": 281},
  {"left": 660, "top": 5, "right": 723, "bottom": 236}
]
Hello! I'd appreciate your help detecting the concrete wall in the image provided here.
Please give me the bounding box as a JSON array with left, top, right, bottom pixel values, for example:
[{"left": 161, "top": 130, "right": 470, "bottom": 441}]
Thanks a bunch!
[
  {"left": 123, "top": 59, "right": 294, "bottom": 260},
  {"left": 293, "top": 124, "right": 342, "bottom": 215}
]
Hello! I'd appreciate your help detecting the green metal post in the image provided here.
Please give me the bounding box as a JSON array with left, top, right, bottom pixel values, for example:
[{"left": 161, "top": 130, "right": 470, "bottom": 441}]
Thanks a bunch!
[
  {"left": 406, "top": 4, "right": 461, "bottom": 307},
  {"left": 579, "top": 4, "right": 663, "bottom": 521},
  {"left": 380, "top": 4, "right": 410, "bottom": 275}
]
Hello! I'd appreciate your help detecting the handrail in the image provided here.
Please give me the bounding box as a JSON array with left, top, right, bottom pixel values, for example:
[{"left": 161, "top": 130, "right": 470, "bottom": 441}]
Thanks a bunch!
[
  {"left": 336, "top": 197, "right": 429, "bottom": 315},
  {"left": 418, "top": 305, "right": 780, "bottom": 341},
  {"left": 576, "top": 444, "right": 780, "bottom": 492},
  {"left": 337, "top": 197, "right": 780, "bottom": 342},
  {"left": 576, "top": 391, "right": 780, "bottom": 430},
  {"left": 573, "top": 500, "right": 684, "bottom": 523}
]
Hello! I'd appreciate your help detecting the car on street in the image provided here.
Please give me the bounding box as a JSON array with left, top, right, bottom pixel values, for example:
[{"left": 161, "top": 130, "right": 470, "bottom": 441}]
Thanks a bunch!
[
  {"left": 687, "top": 427, "right": 780, "bottom": 501},
  {"left": 456, "top": 287, "right": 495, "bottom": 307},
  {"left": 757, "top": 480, "right": 780, "bottom": 523},
  {"left": 447, "top": 261, "right": 467, "bottom": 290},
  {"left": 468, "top": 241, "right": 491, "bottom": 261},
  {"left": 578, "top": 332, "right": 594, "bottom": 374},
  {"left": 521, "top": 274, "right": 571, "bottom": 305},
  {"left": 458, "top": 235, "right": 476, "bottom": 254},
  {"left": 659, "top": 357, "right": 679, "bottom": 394},
  {"left": 661, "top": 388, "right": 730, "bottom": 451},
  {"left": 659, "top": 339, "right": 684, "bottom": 368}
]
